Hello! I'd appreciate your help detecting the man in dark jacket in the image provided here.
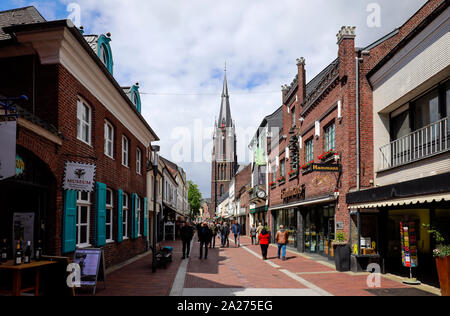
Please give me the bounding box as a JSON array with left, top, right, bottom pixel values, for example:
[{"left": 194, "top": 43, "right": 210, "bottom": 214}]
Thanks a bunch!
[
  {"left": 198, "top": 223, "right": 212, "bottom": 259},
  {"left": 180, "top": 222, "right": 194, "bottom": 259},
  {"left": 232, "top": 221, "right": 241, "bottom": 247}
]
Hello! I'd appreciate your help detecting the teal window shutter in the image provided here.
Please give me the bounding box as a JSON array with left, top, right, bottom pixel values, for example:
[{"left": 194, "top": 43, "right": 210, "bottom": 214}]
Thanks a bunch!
[
  {"left": 95, "top": 182, "right": 107, "bottom": 247},
  {"left": 117, "top": 189, "right": 124, "bottom": 243},
  {"left": 62, "top": 190, "right": 77, "bottom": 254},
  {"left": 131, "top": 193, "right": 138, "bottom": 239},
  {"left": 143, "top": 197, "right": 148, "bottom": 237}
]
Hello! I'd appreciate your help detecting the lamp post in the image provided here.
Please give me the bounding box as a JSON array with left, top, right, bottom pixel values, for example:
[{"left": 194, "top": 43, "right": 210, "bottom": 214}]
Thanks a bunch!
[{"left": 151, "top": 145, "right": 160, "bottom": 273}]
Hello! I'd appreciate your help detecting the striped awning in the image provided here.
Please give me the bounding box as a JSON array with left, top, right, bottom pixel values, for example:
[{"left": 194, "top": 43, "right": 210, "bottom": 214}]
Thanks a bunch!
[{"left": 348, "top": 193, "right": 450, "bottom": 210}]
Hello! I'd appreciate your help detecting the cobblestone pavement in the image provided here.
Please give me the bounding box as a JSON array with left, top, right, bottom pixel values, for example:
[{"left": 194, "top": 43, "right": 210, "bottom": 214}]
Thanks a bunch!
[{"left": 92, "top": 235, "right": 439, "bottom": 296}]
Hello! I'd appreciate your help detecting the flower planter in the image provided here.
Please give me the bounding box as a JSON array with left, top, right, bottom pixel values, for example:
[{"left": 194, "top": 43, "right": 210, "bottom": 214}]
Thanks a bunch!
[
  {"left": 333, "top": 243, "right": 350, "bottom": 272},
  {"left": 436, "top": 256, "right": 450, "bottom": 296}
]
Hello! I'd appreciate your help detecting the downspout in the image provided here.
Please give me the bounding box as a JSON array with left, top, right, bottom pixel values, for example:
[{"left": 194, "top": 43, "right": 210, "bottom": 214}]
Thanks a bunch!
[{"left": 355, "top": 56, "right": 362, "bottom": 192}]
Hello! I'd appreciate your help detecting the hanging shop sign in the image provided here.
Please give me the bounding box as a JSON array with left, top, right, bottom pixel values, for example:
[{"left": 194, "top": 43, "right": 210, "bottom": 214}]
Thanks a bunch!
[
  {"left": 400, "top": 221, "right": 419, "bottom": 268},
  {"left": 63, "top": 161, "right": 96, "bottom": 192},
  {"left": 0, "top": 120, "right": 17, "bottom": 180},
  {"left": 16, "top": 155, "right": 25, "bottom": 176},
  {"left": 312, "top": 163, "right": 342, "bottom": 173}
]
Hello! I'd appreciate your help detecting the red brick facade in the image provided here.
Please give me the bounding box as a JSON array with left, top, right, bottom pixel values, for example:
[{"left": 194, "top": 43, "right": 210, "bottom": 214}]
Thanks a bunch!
[{"left": 0, "top": 40, "right": 152, "bottom": 268}]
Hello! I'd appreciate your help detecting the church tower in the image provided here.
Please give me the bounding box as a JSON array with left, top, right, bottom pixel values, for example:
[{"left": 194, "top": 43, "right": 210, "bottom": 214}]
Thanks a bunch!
[{"left": 211, "top": 70, "right": 238, "bottom": 214}]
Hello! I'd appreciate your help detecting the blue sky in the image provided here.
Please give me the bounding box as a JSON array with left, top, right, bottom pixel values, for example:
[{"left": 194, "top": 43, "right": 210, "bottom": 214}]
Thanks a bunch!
[{"left": 1, "top": 0, "right": 428, "bottom": 197}]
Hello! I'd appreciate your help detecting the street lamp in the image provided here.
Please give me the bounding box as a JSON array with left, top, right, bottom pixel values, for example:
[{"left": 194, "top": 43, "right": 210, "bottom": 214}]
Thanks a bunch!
[{"left": 151, "top": 145, "right": 160, "bottom": 273}]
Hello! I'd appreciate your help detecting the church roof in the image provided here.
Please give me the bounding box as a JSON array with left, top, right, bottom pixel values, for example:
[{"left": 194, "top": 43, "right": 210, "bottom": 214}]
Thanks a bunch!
[{"left": 217, "top": 72, "right": 232, "bottom": 128}]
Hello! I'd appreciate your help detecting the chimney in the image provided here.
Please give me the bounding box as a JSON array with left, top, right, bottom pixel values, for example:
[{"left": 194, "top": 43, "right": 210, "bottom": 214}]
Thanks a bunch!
[
  {"left": 296, "top": 57, "right": 306, "bottom": 105},
  {"left": 281, "top": 84, "right": 289, "bottom": 100},
  {"left": 337, "top": 26, "right": 356, "bottom": 83}
]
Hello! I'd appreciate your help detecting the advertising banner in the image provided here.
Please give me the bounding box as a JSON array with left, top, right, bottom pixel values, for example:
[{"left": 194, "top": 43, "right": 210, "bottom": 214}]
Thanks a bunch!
[
  {"left": 0, "top": 120, "right": 17, "bottom": 180},
  {"left": 63, "top": 161, "right": 96, "bottom": 192},
  {"left": 400, "top": 221, "right": 419, "bottom": 268}
]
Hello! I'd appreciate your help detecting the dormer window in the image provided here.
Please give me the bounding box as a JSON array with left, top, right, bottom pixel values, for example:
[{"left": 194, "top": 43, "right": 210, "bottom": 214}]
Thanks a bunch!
[{"left": 96, "top": 34, "right": 113, "bottom": 74}]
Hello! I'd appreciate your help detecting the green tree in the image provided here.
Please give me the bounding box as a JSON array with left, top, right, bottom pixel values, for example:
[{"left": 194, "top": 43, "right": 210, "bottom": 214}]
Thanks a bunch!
[{"left": 188, "top": 181, "right": 202, "bottom": 220}]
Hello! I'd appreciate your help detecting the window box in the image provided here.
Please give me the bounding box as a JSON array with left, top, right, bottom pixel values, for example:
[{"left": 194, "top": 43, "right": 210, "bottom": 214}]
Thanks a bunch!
[
  {"left": 277, "top": 177, "right": 286, "bottom": 185},
  {"left": 318, "top": 149, "right": 337, "bottom": 161},
  {"left": 301, "top": 161, "right": 314, "bottom": 175},
  {"left": 269, "top": 182, "right": 277, "bottom": 189},
  {"left": 288, "top": 170, "right": 299, "bottom": 181}
]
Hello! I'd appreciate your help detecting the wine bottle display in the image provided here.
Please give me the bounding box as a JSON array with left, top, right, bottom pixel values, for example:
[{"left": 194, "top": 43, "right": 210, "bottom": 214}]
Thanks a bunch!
[
  {"left": 24, "top": 241, "right": 31, "bottom": 264},
  {"left": 1, "top": 239, "right": 7, "bottom": 263},
  {"left": 14, "top": 242, "right": 23, "bottom": 266},
  {"left": 35, "top": 240, "right": 42, "bottom": 262}
]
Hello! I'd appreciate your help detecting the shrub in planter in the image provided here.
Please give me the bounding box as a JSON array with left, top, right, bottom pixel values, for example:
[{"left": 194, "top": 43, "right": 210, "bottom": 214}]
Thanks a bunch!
[
  {"left": 333, "top": 232, "right": 350, "bottom": 272},
  {"left": 425, "top": 225, "right": 450, "bottom": 296}
]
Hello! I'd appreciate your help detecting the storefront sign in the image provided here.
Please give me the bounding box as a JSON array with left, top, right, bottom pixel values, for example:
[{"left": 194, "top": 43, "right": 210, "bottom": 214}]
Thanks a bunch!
[
  {"left": 400, "top": 221, "right": 419, "bottom": 268},
  {"left": 312, "top": 163, "right": 341, "bottom": 173},
  {"left": 0, "top": 120, "right": 17, "bottom": 180},
  {"left": 63, "top": 162, "right": 96, "bottom": 192},
  {"left": 281, "top": 185, "right": 304, "bottom": 200}
]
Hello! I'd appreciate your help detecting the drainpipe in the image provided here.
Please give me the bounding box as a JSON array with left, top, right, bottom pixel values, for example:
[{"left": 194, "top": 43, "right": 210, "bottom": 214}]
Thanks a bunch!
[{"left": 355, "top": 56, "right": 362, "bottom": 192}]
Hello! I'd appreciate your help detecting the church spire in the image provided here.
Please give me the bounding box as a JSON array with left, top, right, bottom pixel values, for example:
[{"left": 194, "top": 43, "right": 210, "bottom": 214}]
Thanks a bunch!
[{"left": 218, "top": 67, "right": 232, "bottom": 128}]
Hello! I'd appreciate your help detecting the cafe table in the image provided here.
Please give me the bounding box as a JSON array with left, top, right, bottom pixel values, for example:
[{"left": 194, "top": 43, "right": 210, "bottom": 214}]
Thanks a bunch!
[{"left": 0, "top": 260, "right": 57, "bottom": 296}]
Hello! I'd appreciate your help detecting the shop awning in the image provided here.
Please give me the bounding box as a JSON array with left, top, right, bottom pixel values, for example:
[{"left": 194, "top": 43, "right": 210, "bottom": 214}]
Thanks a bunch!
[
  {"left": 348, "top": 193, "right": 450, "bottom": 210},
  {"left": 268, "top": 195, "right": 336, "bottom": 211}
]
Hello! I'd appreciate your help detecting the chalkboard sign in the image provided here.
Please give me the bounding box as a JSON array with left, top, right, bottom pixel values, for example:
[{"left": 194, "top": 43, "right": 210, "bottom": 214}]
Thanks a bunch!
[{"left": 74, "top": 248, "right": 106, "bottom": 295}]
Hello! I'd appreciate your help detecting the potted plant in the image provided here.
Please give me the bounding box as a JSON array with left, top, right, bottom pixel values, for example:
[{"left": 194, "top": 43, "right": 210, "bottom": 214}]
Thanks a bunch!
[
  {"left": 333, "top": 231, "right": 350, "bottom": 272},
  {"left": 424, "top": 225, "right": 450, "bottom": 296},
  {"left": 277, "top": 176, "right": 285, "bottom": 184},
  {"left": 318, "top": 149, "right": 336, "bottom": 161}
]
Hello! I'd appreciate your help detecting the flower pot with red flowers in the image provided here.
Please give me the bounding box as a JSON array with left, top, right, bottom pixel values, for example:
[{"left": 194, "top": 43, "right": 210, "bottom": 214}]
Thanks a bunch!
[
  {"left": 425, "top": 225, "right": 450, "bottom": 296},
  {"left": 301, "top": 161, "right": 314, "bottom": 175},
  {"left": 318, "top": 149, "right": 338, "bottom": 163},
  {"left": 288, "top": 169, "right": 298, "bottom": 180},
  {"left": 277, "top": 177, "right": 285, "bottom": 185},
  {"left": 269, "top": 181, "right": 276, "bottom": 189}
]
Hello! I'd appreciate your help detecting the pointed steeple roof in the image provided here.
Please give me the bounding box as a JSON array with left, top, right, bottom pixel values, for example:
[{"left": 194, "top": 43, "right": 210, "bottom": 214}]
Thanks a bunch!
[{"left": 218, "top": 70, "right": 232, "bottom": 128}]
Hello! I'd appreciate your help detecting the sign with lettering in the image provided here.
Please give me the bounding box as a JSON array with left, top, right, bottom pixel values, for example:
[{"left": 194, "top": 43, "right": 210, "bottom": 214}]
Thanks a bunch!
[
  {"left": 74, "top": 248, "right": 106, "bottom": 295},
  {"left": 281, "top": 185, "right": 305, "bottom": 203},
  {"left": 0, "top": 120, "right": 17, "bottom": 180},
  {"left": 312, "top": 163, "right": 342, "bottom": 173},
  {"left": 63, "top": 162, "right": 96, "bottom": 192}
]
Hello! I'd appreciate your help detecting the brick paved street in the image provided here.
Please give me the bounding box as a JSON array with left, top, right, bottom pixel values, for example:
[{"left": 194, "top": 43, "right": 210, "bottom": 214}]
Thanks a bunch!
[{"left": 91, "top": 235, "right": 440, "bottom": 296}]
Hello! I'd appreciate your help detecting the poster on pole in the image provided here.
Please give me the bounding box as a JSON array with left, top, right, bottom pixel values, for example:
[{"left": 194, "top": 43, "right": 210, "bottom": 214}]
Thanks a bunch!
[
  {"left": 400, "top": 221, "right": 419, "bottom": 268},
  {"left": 63, "top": 161, "right": 96, "bottom": 192},
  {"left": 0, "top": 120, "right": 17, "bottom": 181}
]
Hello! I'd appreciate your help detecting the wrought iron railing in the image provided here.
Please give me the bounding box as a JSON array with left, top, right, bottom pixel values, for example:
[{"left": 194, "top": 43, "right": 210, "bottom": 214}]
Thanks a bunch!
[{"left": 379, "top": 116, "right": 450, "bottom": 170}]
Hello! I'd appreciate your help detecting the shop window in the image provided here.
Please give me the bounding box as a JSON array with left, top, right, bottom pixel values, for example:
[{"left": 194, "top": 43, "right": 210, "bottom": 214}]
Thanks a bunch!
[
  {"left": 76, "top": 192, "right": 91, "bottom": 247},
  {"left": 136, "top": 197, "right": 141, "bottom": 237},
  {"left": 324, "top": 123, "right": 335, "bottom": 152},
  {"left": 123, "top": 193, "right": 129, "bottom": 239},
  {"left": 136, "top": 148, "right": 142, "bottom": 175},
  {"left": 122, "top": 136, "right": 129, "bottom": 167},
  {"left": 305, "top": 139, "right": 314, "bottom": 163},
  {"left": 104, "top": 121, "right": 114, "bottom": 158},
  {"left": 77, "top": 99, "right": 91, "bottom": 145},
  {"left": 106, "top": 189, "right": 114, "bottom": 242}
]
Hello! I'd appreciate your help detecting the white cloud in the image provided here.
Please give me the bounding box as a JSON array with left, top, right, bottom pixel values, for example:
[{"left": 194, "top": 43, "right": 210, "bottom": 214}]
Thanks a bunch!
[{"left": 57, "top": 0, "right": 426, "bottom": 196}]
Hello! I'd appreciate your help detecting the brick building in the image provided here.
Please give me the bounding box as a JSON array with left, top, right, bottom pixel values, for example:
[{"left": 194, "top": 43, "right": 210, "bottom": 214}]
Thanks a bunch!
[
  {"left": 0, "top": 7, "right": 158, "bottom": 268},
  {"left": 347, "top": 0, "right": 449, "bottom": 284},
  {"left": 268, "top": 0, "right": 448, "bottom": 273},
  {"left": 233, "top": 164, "right": 252, "bottom": 234}
]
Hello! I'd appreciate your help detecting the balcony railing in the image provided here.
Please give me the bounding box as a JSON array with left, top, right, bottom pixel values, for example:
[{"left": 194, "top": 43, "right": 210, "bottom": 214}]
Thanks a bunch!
[{"left": 379, "top": 116, "right": 450, "bottom": 170}]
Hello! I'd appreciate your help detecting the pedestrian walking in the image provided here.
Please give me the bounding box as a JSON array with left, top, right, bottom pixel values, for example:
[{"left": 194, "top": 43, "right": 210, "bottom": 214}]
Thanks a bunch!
[
  {"left": 259, "top": 228, "right": 271, "bottom": 260},
  {"left": 209, "top": 222, "right": 218, "bottom": 249},
  {"left": 180, "top": 221, "right": 194, "bottom": 259},
  {"left": 196, "top": 223, "right": 202, "bottom": 242},
  {"left": 231, "top": 221, "right": 241, "bottom": 247},
  {"left": 222, "top": 223, "right": 230, "bottom": 248},
  {"left": 250, "top": 224, "right": 257, "bottom": 245},
  {"left": 275, "top": 225, "right": 289, "bottom": 261},
  {"left": 198, "top": 222, "right": 212, "bottom": 259},
  {"left": 256, "top": 223, "right": 264, "bottom": 245}
]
